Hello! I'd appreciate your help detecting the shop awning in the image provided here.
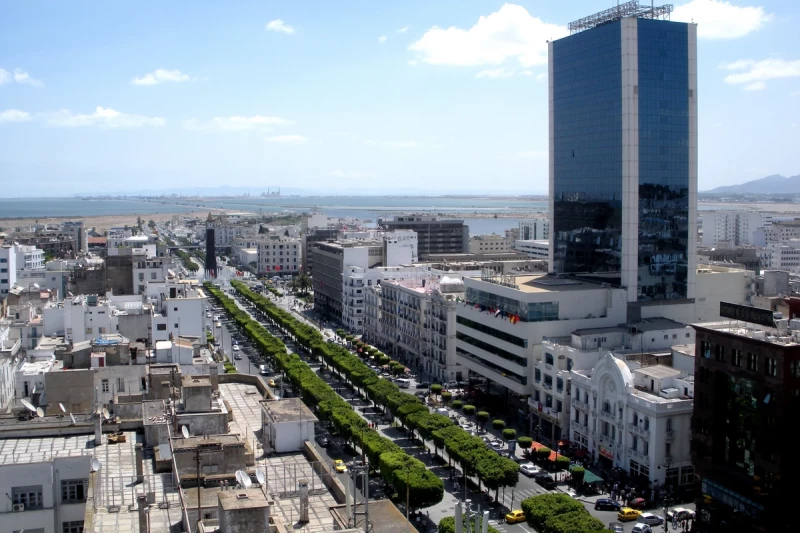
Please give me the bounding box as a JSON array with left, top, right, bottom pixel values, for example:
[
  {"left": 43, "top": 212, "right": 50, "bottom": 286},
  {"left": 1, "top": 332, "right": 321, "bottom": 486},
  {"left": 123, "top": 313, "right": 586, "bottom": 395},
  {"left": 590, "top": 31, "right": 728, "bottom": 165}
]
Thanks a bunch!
[{"left": 583, "top": 470, "right": 603, "bottom": 484}]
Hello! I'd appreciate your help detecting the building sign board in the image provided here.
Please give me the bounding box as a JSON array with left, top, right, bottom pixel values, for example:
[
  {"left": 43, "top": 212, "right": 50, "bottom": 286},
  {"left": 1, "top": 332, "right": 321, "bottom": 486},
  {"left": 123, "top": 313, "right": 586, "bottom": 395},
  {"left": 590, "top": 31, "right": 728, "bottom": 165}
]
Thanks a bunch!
[
  {"left": 599, "top": 446, "right": 614, "bottom": 460},
  {"left": 719, "top": 302, "right": 776, "bottom": 328}
]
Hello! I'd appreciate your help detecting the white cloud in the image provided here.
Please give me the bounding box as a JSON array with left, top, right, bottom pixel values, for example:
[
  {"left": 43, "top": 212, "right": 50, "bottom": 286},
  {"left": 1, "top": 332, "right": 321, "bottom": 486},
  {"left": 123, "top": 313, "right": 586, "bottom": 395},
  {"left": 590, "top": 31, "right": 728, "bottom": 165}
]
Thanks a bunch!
[
  {"left": 266, "top": 134, "right": 307, "bottom": 144},
  {"left": 744, "top": 81, "right": 766, "bottom": 91},
  {"left": 43, "top": 107, "right": 165, "bottom": 128},
  {"left": 518, "top": 149, "right": 547, "bottom": 159},
  {"left": 522, "top": 70, "right": 533, "bottom": 76},
  {"left": 183, "top": 115, "right": 292, "bottom": 132},
  {"left": 266, "top": 19, "right": 295, "bottom": 34},
  {"left": 408, "top": 4, "right": 567, "bottom": 68},
  {"left": 476, "top": 67, "right": 514, "bottom": 79},
  {"left": 378, "top": 35, "right": 387, "bottom": 44},
  {"left": 13, "top": 68, "right": 43, "bottom": 87},
  {"left": 330, "top": 170, "right": 375, "bottom": 179},
  {"left": 0, "top": 68, "right": 10, "bottom": 85},
  {"left": 365, "top": 139, "right": 420, "bottom": 148},
  {"left": 132, "top": 68, "right": 193, "bottom": 86},
  {"left": 536, "top": 72, "right": 547, "bottom": 81},
  {"left": 0, "top": 109, "right": 31, "bottom": 123},
  {"left": 721, "top": 59, "right": 800, "bottom": 89},
  {"left": 407, "top": 60, "right": 418, "bottom": 67},
  {"left": 673, "top": 0, "right": 771, "bottom": 39},
  {"left": 396, "top": 26, "right": 409, "bottom": 34}
]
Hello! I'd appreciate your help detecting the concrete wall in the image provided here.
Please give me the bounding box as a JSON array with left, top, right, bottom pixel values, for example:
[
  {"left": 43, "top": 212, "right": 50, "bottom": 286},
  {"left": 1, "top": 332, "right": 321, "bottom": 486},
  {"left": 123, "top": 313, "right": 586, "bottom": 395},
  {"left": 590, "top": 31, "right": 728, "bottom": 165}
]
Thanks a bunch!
[
  {"left": 106, "top": 255, "right": 134, "bottom": 296},
  {"left": 118, "top": 312, "right": 151, "bottom": 343},
  {"left": 45, "top": 369, "right": 94, "bottom": 414},
  {"left": 303, "top": 441, "right": 346, "bottom": 503},
  {"left": 177, "top": 411, "right": 228, "bottom": 437}
]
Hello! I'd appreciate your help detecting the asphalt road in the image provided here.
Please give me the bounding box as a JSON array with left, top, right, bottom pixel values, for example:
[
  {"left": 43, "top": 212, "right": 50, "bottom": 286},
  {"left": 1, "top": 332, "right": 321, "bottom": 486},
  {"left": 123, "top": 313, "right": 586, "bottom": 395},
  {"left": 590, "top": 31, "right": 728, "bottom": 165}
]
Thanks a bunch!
[{"left": 210, "top": 288, "right": 695, "bottom": 533}]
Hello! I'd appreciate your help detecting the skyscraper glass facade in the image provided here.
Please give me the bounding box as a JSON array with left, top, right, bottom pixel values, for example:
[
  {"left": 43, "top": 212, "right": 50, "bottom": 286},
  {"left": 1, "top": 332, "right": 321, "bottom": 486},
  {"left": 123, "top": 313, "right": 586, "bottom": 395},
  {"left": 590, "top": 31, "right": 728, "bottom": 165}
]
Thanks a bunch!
[
  {"left": 636, "top": 19, "right": 690, "bottom": 300},
  {"left": 551, "top": 17, "right": 691, "bottom": 301},
  {"left": 552, "top": 22, "right": 623, "bottom": 278}
]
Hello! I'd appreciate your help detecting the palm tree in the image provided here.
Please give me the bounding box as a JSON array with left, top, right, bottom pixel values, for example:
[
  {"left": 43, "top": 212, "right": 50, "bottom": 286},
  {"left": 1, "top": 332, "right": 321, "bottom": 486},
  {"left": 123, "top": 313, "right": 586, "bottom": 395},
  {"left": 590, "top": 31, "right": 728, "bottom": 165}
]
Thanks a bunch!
[{"left": 296, "top": 273, "right": 311, "bottom": 295}]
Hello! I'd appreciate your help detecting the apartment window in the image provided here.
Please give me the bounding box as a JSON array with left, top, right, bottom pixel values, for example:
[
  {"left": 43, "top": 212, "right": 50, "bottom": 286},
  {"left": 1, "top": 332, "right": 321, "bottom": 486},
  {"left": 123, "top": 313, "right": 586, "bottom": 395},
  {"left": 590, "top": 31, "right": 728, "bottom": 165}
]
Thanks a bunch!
[
  {"left": 574, "top": 409, "right": 580, "bottom": 423},
  {"left": 151, "top": 272, "right": 157, "bottom": 280},
  {"left": 791, "top": 360, "right": 800, "bottom": 377},
  {"left": 603, "top": 401, "right": 611, "bottom": 414},
  {"left": 747, "top": 352, "right": 758, "bottom": 371},
  {"left": 686, "top": 333, "right": 691, "bottom": 338},
  {"left": 174, "top": 323, "right": 179, "bottom": 329},
  {"left": 666, "top": 418, "right": 673, "bottom": 432},
  {"left": 632, "top": 436, "right": 638, "bottom": 451},
  {"left": 556, "top": 377, "right": 564, "bottom": 393},
  {"left": 12, "top": 485, "right": 43, "bottom": 510},
  {"left": 534, "top": 390, "right": 540, "bottom": 402},
  {"left": 672, "top": 334, "right": 677, "bottom": 339},
  {"left": 583, "top": 413, "right": 588, "bottom": 427},
  {"left": 556, "top": 400, "right": 562, "bottom": 413},
  {"left": 714, "top": 345, "right": 726, "bottom": 363},
  {"left": 643, "top": 441, "right": 649, "bottom": 455},
  {"left": 732, "top": 349, "right": 742, "bottom": 367},
  {"left": 567, "top": 357, "right": 574, "bottom": 371},
  {"left": 644, "top": 417, "right": 650, "bottom": 430},
  {"left": 61, "top": 479, "right": 88, "bottom": 503},
  {"left": 545, "top": 394, "right": 553, "bottom": 408},
  {"left": 0, "top": 268, "right": 6, "bottom": 273},
  {"left": 664, "top": 335, "right": 668, "bottom": 340},
  {"left": 534, "top": 369, "right": 541, "bottom": 383},
  {"left": 101, "top": 379, "right": 109, "bottom": 392},
  {"left": 62, "top": 521, "right": 85, "bottom": 533},
  {"left": 765, "top": 357, "right": 777, "bottom": 377},
  {"left": 85, "top": 327, "right": 92, "bottom": 335},
  {"left": 545, "top": 352, "right": 554, "bottom": 365},
  {"left": 544, "top": 375, "right": 553, "bottom": 388},
  {"left": 157, "top": 323, "right": 166, "bottom": 331},
  {"left": 117, "top": 378, "right": 125, "bottom": 393}
]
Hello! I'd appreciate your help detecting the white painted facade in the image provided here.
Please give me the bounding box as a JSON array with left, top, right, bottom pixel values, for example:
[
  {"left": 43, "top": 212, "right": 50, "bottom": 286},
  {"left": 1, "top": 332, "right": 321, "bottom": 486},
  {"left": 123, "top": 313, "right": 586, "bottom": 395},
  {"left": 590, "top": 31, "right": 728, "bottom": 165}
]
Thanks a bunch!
[
  {"left": 469, "top": 234, "right": 512, "bottom": 254},
  {"left": 0, "top": 455, "right": 91, "bottom": 533},
  {"left": 0, "top": 243, "right": 18, "bottom": 297},
  {"left": 14, "top": 244, "right": 45, "bottom": 271},
  {"left": 762, "top": 240, "right": 800, "bottom": 274},
  {"left": 257, "top": 238, "right": 301, "bottom": 275},
  {"left": 700, "top": 210, "right": 772, "bottom": 247},
  {"left": 455, "top": 274, "right": 628, "bottom": 396},
  {"left": 384, "top": 230, "right": 418, "bottom": 265},
  {"left": 133, "top": 255, "right": 176, "bottom": 295},
  {"left": 570, "top": 353, "right": 694, "bottom": 489},
  {"left": 44, "top": 296, "right": 120, "bottom": 343},
  {"left": 151, "top": 282, "right": 207, "bottom": 343},
  {"left": 519, "top": 218, "right": 550, "bottom": 241},
  {"left": 514, "top": 239, "right": 550, "bottom": 260}
]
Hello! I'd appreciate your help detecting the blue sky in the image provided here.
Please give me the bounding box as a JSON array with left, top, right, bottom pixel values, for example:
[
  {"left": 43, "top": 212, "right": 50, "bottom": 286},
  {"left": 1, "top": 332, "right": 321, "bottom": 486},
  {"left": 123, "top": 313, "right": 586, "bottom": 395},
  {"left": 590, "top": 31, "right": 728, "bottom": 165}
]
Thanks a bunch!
[{"left": 1, "top": 0, "right": 798, "bottom": 197}]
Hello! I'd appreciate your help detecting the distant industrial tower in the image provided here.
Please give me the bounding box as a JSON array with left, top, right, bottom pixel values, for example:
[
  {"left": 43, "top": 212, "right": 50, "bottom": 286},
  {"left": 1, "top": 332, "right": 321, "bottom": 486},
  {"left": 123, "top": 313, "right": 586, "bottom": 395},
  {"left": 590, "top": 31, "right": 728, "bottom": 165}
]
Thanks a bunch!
[{"left": 205, "top": 213, "right": 218, "bottom": 278}]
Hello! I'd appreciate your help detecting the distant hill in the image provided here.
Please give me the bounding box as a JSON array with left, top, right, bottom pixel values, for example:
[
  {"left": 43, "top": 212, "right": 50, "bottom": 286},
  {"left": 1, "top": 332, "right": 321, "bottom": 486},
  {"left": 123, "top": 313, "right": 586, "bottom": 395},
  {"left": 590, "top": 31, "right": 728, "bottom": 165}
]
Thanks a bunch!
[{"left": 704, "top": 174, "right": 800, "bottom": 194}]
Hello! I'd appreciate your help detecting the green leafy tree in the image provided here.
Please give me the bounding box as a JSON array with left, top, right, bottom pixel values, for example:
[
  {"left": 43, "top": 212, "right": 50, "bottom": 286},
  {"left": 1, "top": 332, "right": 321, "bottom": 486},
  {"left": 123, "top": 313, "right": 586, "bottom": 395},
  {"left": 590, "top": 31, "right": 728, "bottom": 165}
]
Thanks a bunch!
[
  {"left": 451, "top": 400, "right": 463, "bottom": 410},
  {"left": 503, "top": 428, "right": 516, "bottom": 442},
  {"left": 462, "top": 405, "right": 476, "bottom": 417},
  {"left": 430, "top": 384, "right": 443, "bottom": 396},
  {"left": 536, "top": 447, "right": 552, "bottom": 462},
  {"left": 441, "top": 391, "right": 452, "bottom": 405},
  {"left": 569, "top": 465, "right": 585, "bottom": 485},
  {"left": 517, "top": 436, "right": 533, "bottom": 451},
  {"left": 438, "top": 516, "right": 501, "bottom": 533},
  {"left": 492, "top": 419, "right": 506, "bottom": 431},
  {"left": 477, "top": 411, "right": 490, "bottom": 429}
]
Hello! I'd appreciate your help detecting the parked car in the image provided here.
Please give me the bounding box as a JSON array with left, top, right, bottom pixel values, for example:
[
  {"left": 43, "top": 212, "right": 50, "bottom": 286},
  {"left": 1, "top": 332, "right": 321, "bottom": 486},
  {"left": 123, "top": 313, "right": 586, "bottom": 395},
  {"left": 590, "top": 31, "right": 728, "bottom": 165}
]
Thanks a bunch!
[
  {"left": 232, "top": 344, "right": 240, "bottom": 351},
  {"left": 534, "top": 473, "right": 557, "bottom": 490},
  {"left": 259, "top": 365, "right": 269, "bottom": 375},
  {"left": 628, "top": 498, "right": 649, "bottom": 509},
  {"left": 631, "top": 524, "right": 652, "bottom": 533},
  {"left": 666, "top": 508, "right": 696, "bottom": 522},
  {"left": 638, "top": 513, "right": 664, "bottom": 526},
  {"left": 520, "top": 463, "right": 541, "bottom": 477},
  {"left": 215, "top": 321, "right": 222, "bottom": 328},
  {"left": 416, "top": 382, "right": 430, "bottom": 389},
  {"left": 608, "top": 522, "right": 624, "bottom": 533},
  {"left": 445, "top": 380, "right": 458, "bottom": 389},
  {"left": 505, "top": 510, "right": 526, "bottom": 524},
  {"left": 317, "top": 436, "right": 330, "bottom": 447},
  {"left": 595, "top": 498, "right": 622, "bottom": 511},
  {"left": 618, "top": 508, "right": 642, "bottom": 522}
]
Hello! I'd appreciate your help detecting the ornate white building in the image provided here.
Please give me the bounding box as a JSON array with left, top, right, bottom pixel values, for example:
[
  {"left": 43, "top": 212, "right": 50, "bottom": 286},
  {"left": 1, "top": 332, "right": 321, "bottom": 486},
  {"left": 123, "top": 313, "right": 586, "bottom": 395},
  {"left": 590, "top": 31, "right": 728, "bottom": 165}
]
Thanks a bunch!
[{"left": 570, "top": 353, "right": 695, "bottom": 491}]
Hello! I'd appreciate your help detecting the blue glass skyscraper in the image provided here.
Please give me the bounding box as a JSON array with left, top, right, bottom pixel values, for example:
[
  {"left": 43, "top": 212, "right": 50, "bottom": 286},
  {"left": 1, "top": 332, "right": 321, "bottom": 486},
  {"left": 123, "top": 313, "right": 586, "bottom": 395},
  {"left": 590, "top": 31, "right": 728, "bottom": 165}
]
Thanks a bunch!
[{"left": 548, "top": 2, "right": 697, "bottom": 304}]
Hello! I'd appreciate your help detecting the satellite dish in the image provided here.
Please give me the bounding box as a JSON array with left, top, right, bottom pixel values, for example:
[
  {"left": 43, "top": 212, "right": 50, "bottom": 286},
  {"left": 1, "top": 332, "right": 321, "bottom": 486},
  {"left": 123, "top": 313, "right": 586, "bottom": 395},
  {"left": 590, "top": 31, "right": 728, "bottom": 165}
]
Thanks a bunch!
[
  {"left": 102, "top": 408, "right": 110, "bottom": 420},
  {"left": 256, "top": 469, "right": 266, "bottom": 485},
  {"left": 59, "top": 403, "right": 67, "bottom": 413},
  {"left": 69, "top": 413, "right": 77, "bottom": 425},
  {"left": 236, "top": 470, "right": 252, "bottom": 489},
  {"left": 182, "top": 426, "right": 190, "bottom": 439},
  {"left": 21, "top": 399, "right": 36, "bottom": 413},
  {"left": 91, "top": 458, "right": 101, "bottom": 472},
  {"left": 36, "top": 407, "right": 45, "bottom": 418}
]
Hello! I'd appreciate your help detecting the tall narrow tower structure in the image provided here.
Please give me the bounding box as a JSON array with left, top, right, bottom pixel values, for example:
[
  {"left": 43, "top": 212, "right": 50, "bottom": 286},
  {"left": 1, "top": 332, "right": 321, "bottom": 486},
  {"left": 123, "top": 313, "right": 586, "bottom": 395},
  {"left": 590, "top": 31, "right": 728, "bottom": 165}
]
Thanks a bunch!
[{"left": 205, "top": 212, "right": 218, "bottom": 278}]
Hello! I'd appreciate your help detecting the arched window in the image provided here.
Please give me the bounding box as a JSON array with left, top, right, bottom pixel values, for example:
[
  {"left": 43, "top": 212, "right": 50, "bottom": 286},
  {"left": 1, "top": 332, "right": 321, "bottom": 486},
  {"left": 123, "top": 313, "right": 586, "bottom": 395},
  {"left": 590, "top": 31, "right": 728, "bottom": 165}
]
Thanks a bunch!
[
  {"left": 666, "top": 418, "right": 673, "bottom": 431},
  {"left": 603, "top": 401, "right": 611, "bottom": 414},
  {"left": 644, "top": 417, "right": 650, "bottom": 430}
]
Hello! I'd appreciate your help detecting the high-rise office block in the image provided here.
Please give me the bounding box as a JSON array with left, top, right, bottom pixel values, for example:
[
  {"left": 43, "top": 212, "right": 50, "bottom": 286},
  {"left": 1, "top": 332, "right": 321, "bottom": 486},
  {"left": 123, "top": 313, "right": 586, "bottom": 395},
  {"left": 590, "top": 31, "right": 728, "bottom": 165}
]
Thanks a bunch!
[{"left": 548, "top": 2, "right": 697, "bottom": 303}]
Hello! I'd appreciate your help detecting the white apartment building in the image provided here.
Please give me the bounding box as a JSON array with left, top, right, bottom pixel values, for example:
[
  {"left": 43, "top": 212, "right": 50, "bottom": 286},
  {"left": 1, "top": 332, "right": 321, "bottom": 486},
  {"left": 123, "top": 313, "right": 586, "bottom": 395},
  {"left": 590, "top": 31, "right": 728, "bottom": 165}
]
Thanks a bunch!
[
  {"left": 0, "top": 321, "right": 21, "bottom": 412},
  {"left": 469, "top": 234, "right": 512, "bottom": 254},
  {"left": 44, "top": 295, "right": 120, "bottom": 343},
  {"left": 133, "top": 255, "right": 176, "bottom": 294},
  {"left": 150, "top": 281, "right": 208, "bottom": 342},
  {"left": 761, "top": 240, "right": 800, "bottom": 274},
  {"left": 700, "top": 210, "right": 771, "bottom": 246},
  {"left": 384, "top": 230, "right": 418, "bottom": 264},
  {"left": 532, "top": 318, "right": 694, "bottom": 444},
  {"left": 1, "top": 454, "right": 91, "bottom": 533},
  {"left": 0, "top": 243, "right": 18, "bottom": 296},
  {"left": 257, "top": 238, "right": 301, "bottom": 275},
  {"left": 14, "top": 244, "right": 45, "bottom": 270},
  {"left": 107, "top": 234, "right": 158, "bottom": 257},
  {"left": 365, "top": 275, "right": 467, "bottom": 382},
  {"left": 570, "top": 353, "right": 694, "bottom": 490},
  {"left": 519, "top": 217, "right": 550, "bottom": 241},
  {"left": 514, "top": 239, "right": 550, "bottom": 260},
  {"left": 61, "top": 220, "right": 88, "bottom": 253},
  {"left": 208, "top": 217, "right": 258, "bottom": 247},
  {"left": 455, "top": 272, "right": 628, "bottom": 397}
]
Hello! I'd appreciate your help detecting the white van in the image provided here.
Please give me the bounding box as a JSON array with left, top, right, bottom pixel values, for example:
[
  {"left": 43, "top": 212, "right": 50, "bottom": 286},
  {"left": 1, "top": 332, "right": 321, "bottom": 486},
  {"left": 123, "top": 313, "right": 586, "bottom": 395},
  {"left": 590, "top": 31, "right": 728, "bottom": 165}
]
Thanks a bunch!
[{"left": 396, "top": 378, "right": 411, "bottom": 389}]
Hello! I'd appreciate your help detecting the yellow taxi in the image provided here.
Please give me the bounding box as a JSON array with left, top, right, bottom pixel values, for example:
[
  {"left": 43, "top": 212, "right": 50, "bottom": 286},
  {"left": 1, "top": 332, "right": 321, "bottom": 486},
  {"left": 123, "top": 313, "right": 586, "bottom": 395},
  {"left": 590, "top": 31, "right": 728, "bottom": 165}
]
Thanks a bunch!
[
  {"left": 505, "top": 510, "right": 526, "bottom": 524},
  {"left": 268, "top": 379, "right": 277, "bottom": 387},
  {"left": 333, "top": 459, "right": 348, "bottom": 473},
  {"left": 617, "top": 507, "right": 642, "bottom": 522}
]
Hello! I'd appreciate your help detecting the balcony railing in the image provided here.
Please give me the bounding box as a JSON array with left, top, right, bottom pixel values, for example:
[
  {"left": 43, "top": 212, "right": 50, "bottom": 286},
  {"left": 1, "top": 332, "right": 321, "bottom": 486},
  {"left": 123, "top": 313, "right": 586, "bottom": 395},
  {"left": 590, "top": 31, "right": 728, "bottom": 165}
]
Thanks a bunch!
[
  {"left": 629, "top": 423, "right": 649, "bottom": 437},
  {"left": 628, "top": 448, "right": 648, "bottom": 462},
  {"left": 665, "top": 430, "right": 675, "bottom": 440},
  {"left": 598, "top": 435, "right": 615, "bottom": 448},
  {"left": 599, "top": 409, "right": 615, "bottom": 422}
]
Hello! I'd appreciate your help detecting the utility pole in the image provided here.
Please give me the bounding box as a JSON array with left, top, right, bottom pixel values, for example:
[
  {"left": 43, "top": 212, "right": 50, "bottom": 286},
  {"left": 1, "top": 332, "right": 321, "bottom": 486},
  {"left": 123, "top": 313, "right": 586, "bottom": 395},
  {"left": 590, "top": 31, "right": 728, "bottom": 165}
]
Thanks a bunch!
[{"left": 195, "top": 448, "right": 202, "bottom": 531}]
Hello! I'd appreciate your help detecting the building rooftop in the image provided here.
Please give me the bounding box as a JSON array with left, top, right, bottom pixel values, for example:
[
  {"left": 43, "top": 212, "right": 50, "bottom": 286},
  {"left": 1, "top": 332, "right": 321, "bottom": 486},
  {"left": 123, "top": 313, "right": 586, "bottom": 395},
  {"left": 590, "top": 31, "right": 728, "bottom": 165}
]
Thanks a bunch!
[
  {"left": 217, "top": 488, "right": 271, "bottom": 511},
  {"left": 260, "top": 397, "right": 317, "bottom": 423},
  {"left": 672, "top": 344, "right": 695, "bottom": 358},
  {"left": 635, "top": 365, "right": 682, "bottom": 380},
  {"left": 511, "top": 274, "right": 608, "bottom": 293},
  {"left": 171, "top": 434, "right": 244, "bottom": 451},
  {"left": 694, "top": 321, "right": 800, "bottom": 347},
  {"left": 573, "top": 317, "right": 688, "bottom": 336},
  {"left": 182, "top": 376, "right": 212, "bottom": 388}
]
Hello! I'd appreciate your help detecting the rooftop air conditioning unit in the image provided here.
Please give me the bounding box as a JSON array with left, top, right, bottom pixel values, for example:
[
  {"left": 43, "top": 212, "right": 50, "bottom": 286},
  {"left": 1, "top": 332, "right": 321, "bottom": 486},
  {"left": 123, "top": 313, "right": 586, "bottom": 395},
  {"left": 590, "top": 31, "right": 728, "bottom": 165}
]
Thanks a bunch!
[{"left": 13, "top": 503, "right": 24, "bottom": 512}]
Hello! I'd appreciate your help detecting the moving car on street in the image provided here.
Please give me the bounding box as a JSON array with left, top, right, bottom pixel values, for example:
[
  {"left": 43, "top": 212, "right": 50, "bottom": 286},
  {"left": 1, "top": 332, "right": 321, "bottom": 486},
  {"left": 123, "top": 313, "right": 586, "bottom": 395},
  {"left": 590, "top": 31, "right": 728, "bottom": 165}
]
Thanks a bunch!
[
  {"left": 631, "top": 524, "right": 652, "bottom": 533},
  {"left": 333, "top": 459, "right": 347, "bottom": 473},
  {"left": 595, "top": 498, "right": 622, "bottom": 511},
  {"left": 268, "top": 379, "right": 277, "bottom": 387},
  {"left": 638, "top": 513, "right": 664, "bottom": 526},
  {"left": 505, "top": 510, "right": 526, "bottom": 524},
  {"left": 520, "top": 463, "right": 541, "bottom": 477},
  {"left": 618, "top": 508, "right": 642, "bottom": 522}
]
